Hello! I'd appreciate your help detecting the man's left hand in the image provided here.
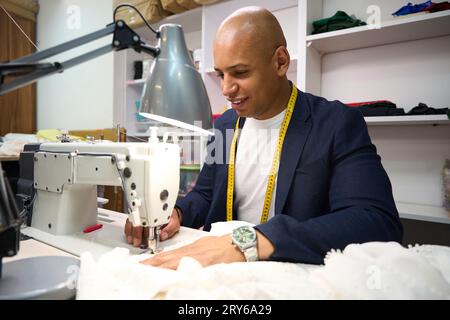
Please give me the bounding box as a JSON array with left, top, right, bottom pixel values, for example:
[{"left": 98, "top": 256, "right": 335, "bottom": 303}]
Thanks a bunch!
[{"left": 140, "top": 235, "right": 245, "bottom": 270}]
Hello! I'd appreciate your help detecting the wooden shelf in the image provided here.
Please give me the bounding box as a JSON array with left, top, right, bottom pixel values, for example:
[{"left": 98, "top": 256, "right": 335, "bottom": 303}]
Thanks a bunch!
[
  {"left": 306, "top": 10, "right": 450, "bottom": 54},
  {"left": 181, "top": 164, "right": 201, "bottom": 171},
  {"left": 364, "top": 114, "right": 450, "bottom": 126},
  {"left": 126, "top": 79, "right": 146, "bottom": 86},
  {"left": 397, "top": 202, "right": 450, "bottom": 224}
]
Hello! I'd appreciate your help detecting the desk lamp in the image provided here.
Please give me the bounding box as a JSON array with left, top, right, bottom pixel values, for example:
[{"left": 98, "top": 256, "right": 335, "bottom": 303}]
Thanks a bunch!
[
  {"left": 139, "top": 24, "right": 213, "bottom": 136},
  {"left": 0, "top": 4, "right": 213, "bottom": 299}
]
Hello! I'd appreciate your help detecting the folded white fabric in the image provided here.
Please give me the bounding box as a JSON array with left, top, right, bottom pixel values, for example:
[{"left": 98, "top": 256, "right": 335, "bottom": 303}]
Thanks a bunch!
[
  {"left": 0, "top": 133, "right": 40, "bottom": 156},
  {"left": 76, "top": 221, "right": 450, "bottom": 300},
  {"left": 0, "top": 140, "right": 28, "bottom": 156},
  {"left": 2, "top": 133, "right": 39, "bottom": 143}
]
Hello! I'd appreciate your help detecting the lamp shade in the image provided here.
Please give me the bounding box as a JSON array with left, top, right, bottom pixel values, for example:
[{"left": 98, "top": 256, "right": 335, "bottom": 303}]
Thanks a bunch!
[{"left": 139, "top": 24, "right": 213, "bottom": 135}]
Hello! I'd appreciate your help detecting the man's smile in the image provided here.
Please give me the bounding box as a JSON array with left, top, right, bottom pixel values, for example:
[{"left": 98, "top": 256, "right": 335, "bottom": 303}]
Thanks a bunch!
[{"left": 229, "top": 97, "right": 249, "bottom": 110}]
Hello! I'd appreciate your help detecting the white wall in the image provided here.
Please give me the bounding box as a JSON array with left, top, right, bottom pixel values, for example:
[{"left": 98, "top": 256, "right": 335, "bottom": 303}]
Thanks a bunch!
[
  {"left": 321, "top": 35, "right": 450, "bottom": 110},
  {"left": 184, "top": 30, "right": 202, "bottom": 51},
  {"left": 37, "top": 0, "right": 114, "bottom": 130},
  {"left": 369, "top": 125, "right": 450, "bottom": 207},
  {"left": 302, "top": 0, "right": 450, "bottom": 208}
]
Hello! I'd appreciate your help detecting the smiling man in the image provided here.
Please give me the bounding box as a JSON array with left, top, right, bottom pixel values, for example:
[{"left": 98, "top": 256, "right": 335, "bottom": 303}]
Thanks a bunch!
[{"left": 126, "top": 6, "right": 403, "bottom": 269}]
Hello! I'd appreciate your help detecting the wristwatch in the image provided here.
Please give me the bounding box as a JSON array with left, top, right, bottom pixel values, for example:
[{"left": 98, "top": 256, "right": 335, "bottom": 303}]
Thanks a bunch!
[{"left": 231, "top": 226, "right": 259, "bottom": 262}]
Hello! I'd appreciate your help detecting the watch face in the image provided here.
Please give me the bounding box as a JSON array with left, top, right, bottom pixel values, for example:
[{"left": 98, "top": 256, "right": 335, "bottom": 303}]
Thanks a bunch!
[{"left": 232, "top": 226, "right": 256, "bottom": 249}]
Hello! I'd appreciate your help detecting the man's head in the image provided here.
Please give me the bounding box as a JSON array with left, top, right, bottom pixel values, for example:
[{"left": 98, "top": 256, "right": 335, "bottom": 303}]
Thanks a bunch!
[{"left": 213, "top": 7, "right": 291, "bottom": 120}]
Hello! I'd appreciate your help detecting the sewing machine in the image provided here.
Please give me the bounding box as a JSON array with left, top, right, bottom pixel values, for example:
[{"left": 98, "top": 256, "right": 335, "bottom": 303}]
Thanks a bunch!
[{"left": 20, "top": 139, "right": 180, "bottom": 256}]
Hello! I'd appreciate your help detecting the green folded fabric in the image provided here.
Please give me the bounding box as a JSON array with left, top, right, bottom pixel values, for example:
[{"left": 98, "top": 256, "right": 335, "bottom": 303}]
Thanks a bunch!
[{"left": 312, "top": 11, "right": 367, "bottom": 35}]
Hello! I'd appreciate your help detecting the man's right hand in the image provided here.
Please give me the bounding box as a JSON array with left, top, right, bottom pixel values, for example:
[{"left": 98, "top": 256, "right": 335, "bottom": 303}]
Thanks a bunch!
[{"left": 124, "top": 208, "right": 182, "bottom": 248}]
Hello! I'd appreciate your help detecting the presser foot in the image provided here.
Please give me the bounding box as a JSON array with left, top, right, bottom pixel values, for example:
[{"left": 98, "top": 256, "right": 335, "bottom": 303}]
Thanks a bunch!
[{"left": 140, "top": 227, "right": 161, "bottom": 254}]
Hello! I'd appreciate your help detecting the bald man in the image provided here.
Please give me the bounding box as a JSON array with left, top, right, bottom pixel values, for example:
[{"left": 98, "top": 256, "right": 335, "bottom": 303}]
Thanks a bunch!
[{"left": 127, "top": 7, "right": 403, "bottom": 269}]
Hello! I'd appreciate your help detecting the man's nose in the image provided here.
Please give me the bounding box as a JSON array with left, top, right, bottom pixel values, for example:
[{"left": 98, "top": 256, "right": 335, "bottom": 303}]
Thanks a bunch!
[{"left": 221, "top": 75, "right": 238, "bottom": 97}]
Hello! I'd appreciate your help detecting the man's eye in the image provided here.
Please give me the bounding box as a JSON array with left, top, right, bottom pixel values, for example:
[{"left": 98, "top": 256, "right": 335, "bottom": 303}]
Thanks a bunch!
[
  {"left": 235, "top": 70, "right": 248, "bottom": 76},
  {"left": 215, "top": 72, "right": 224, "bottom": 79}
]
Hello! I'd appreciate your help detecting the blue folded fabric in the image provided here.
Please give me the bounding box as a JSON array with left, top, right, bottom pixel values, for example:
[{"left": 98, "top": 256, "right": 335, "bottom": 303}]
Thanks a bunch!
[{"left": 392, "top": 0, "right": 432, "bottom": 16}]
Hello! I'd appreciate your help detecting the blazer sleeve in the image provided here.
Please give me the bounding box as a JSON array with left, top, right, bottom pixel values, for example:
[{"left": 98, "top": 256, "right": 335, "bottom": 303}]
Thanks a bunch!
[{"left": 255, "top": 107, "right": 404, "bottom": 265}]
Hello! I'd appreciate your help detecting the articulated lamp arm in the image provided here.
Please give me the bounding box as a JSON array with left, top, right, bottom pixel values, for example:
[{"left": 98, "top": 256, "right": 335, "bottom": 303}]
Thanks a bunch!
[{"left": 0, "top": 20, "right": 159, "bottom": 95}]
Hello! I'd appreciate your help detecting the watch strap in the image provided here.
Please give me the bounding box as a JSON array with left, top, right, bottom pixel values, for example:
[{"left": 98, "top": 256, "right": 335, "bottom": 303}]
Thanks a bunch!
[{"left": 243, "top": 245, "right": 259, "bottom": 262}]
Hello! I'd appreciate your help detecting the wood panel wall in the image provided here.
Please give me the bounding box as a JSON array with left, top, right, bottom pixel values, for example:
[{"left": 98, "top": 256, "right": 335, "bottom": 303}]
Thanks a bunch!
[{"left": 0, "top": 9, "right": 36, "bottom": 135}]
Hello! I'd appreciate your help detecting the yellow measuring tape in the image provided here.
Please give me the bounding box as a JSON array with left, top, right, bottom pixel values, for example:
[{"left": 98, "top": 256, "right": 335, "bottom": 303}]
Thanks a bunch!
[{"left": 226, "top": 84, "right": 298, "bottom": 223}]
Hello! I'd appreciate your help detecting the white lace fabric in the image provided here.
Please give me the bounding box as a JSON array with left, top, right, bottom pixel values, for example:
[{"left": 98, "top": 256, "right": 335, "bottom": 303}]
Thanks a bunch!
[{"left": 76, "top": 222, "right": 450, "bottom": 300}]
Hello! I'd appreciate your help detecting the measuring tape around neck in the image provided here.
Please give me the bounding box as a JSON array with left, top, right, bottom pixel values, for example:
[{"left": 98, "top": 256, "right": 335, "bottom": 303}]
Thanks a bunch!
[{"left": 226, "top": 84, "right": 298, "bottom": 223}]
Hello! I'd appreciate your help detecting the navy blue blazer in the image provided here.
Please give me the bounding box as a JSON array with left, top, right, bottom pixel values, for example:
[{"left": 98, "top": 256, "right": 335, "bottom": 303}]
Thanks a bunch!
[{"left": 176, "top": 88, "right": 403, "bottom": 265}]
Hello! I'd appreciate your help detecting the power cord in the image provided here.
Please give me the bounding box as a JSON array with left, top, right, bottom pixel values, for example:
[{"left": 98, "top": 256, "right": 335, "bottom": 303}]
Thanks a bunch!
[
  {"left": 16, "top": 193, "right": 36, "bottom": 225},
  {"left": 113, "top": 4, "right": 159, "bottom": 37}
]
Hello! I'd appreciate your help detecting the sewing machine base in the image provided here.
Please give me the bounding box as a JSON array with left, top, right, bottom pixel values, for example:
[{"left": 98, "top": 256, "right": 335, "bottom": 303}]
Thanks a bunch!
[
  {"left": 21, "top": 208, "right": 207, "bottom": 259},
  {"left": 21, "top": 209, "right": 147, "bottom": 258}
]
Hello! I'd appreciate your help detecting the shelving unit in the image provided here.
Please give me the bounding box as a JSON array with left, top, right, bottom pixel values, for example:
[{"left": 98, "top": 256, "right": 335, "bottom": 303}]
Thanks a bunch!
[
  {"left": 364, "top": 114, "right": 450, "bottom": 126},
  {"left": 181, "top": 164, "right": 201, "bottom": 171},
  {"left": 397, "top": 202, "right": 450, "bottom": 225},
  {"left": 299, "top": 0, "right": 450, "bottom": 231},
  {"left": 126, "top": 79, "right": 146, "bottom": 86},
  {"left": 305, "top": 10, "right": 450, "bottom": 54}
]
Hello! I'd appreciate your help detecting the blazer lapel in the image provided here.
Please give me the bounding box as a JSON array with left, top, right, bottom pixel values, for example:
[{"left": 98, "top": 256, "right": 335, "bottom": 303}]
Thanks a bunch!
[
  {"left": 215, "top": 113, "right": 243, "bottom": 220},
  {"left": 275, "top": 90, "right": 312, "bottom": 215}
]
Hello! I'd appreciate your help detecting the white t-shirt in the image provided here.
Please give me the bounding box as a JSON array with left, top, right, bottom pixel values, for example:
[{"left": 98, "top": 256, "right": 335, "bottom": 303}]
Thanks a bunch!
[{"left": 234, "top": 109, "right": 286, "bottom": 224}]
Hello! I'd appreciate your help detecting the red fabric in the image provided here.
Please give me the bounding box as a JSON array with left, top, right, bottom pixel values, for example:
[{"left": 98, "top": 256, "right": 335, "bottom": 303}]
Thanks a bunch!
[
  {"left": 212, "top": 114, "right": 222, "bottom": 122},
  {"left": 346, "top": 100, "right": 394, "bottom": 107},
  {"left": 423, "top": 1, "right": 450, "bottom": 13}
]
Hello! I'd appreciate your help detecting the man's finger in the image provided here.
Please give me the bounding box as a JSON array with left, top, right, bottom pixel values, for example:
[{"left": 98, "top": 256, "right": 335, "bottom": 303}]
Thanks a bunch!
[
  {"left": 140, "top": 253, "right": 179, "bottom": 270},
  {"left": 124, "top": 219, "right": 133, "bottom": 244},
  {"left": 160, "top": 219, "right": 179, "bottom": 241},
  {"left": 141, "top": 226, "right": 149, "bottom": 249},
  {"left": 132, "top": 225, "right": 143, "bottom": 247},
  {"left": 160, "top": 210, "right": 181, "bottom": 241}
]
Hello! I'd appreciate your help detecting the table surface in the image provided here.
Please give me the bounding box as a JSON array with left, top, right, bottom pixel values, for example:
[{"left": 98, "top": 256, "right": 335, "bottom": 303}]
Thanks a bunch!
[
  {"left": 0, "top": 155, "right": 20, "bottom": 161},
  {"left": 5, "top": 208, "right": 207, "bottom": 263},
  {"left": 3, "top": 238, "right": 76, "bottom": 263}
]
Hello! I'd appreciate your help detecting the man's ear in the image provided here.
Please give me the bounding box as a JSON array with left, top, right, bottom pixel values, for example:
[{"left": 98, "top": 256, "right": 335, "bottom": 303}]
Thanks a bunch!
[{"left": 275, "top": 46, "right": 290, "bottom": 77}]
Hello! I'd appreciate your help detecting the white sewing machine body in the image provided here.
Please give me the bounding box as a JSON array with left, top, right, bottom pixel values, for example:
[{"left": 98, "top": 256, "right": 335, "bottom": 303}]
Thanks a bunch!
[{"left": 21, "top": 140, "right": 180, "bottom": 256}]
